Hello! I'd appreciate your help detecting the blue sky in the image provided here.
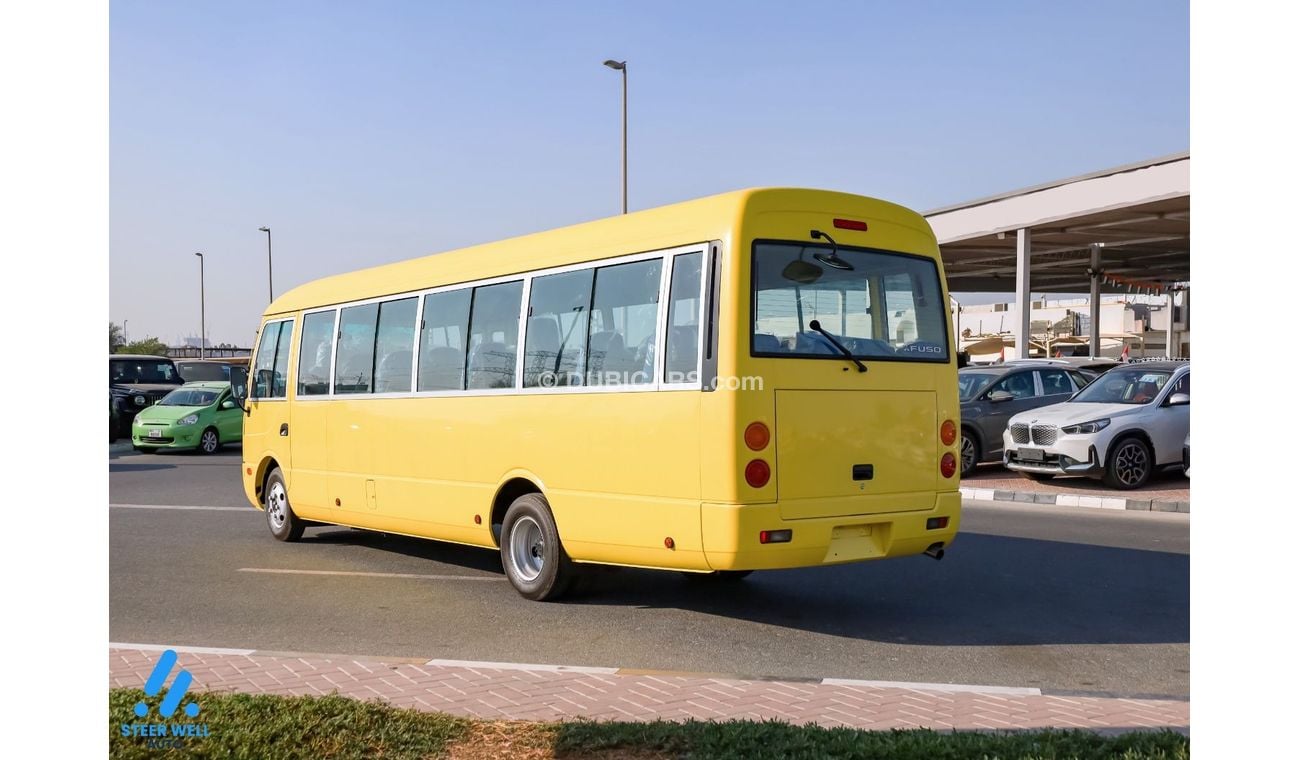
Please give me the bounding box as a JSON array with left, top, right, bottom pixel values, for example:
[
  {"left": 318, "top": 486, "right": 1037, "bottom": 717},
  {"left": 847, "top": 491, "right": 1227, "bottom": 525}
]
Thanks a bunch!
[{"left": 110, "top": 0, "right": 1188, "bottom": 346}]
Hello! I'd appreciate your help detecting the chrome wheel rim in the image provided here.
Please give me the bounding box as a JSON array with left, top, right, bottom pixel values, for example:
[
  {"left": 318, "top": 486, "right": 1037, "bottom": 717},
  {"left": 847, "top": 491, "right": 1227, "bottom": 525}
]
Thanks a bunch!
[
  {"left": 201, "top": 431, "right": 218, "bottom": 453},
  {"left": 1114, "top": 442, "right": 1149, "bottom": 486},
  {"left": 267, "top": 481, "right": 288, "bottom": 531},
  {"left": 960, "top": 435, "right": 976, "bottom": 473},
  {"left": 509, "top": 515, "right": 545, "bottom": 583}
]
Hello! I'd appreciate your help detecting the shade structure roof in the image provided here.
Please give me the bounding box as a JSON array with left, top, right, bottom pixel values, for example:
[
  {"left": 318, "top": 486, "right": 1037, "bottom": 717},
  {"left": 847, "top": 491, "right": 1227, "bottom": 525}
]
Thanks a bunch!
[{"left": 926, "top": 153, "right": 1189, "bottom": 293}]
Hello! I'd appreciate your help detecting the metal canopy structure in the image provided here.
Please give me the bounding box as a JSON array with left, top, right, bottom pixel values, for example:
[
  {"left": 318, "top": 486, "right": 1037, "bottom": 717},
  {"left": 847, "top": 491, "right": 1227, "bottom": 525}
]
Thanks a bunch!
[{"left": 925, "top": 153, "right": 1190, "bottom": 358}]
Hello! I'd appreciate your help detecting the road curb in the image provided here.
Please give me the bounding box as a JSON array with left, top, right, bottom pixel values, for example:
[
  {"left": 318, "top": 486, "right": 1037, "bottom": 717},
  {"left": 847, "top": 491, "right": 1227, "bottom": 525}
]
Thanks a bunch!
[
  {"left": 109, "top": 441, "right": 134, "bottom": 455},
  {"left": 961, "top": 486, "right": 1189, "bottom": 513}
]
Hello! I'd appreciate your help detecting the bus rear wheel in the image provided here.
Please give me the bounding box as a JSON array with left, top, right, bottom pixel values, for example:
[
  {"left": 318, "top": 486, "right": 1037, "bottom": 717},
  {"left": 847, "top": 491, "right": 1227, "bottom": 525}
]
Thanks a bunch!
[{"left": 500, "top": 493, "right": 575, "bottom": 601}]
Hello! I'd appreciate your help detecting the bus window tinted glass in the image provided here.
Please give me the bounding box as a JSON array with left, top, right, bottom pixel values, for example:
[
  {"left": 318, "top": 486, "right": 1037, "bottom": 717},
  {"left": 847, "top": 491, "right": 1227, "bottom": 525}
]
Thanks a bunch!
[
  {"left": 373, "top": 297, "right": 417, "bottom": 393},
  {"left": 752, "top": 243, "right": 949, "bottom": 361},
  {"left": 588, "top": 258, "right": 662, "bottom": 385},
  {"left": 418, "top": 289, "right": 471, "bottom": 391},
  {"left": 466, "top": 281, "right": 523, "bottom": 389},
  {"left": 525, "top": 269, "right": 593, "bottom": 388},
  {"left": 298, "top": 311, "right": 336, "bottom": 395},
  {"left": 335, "top": 303, "right": 379, "bottom": 394},
  {"left": 665, "top": 252, "right": 702, "bottom": 383},
  {"left": 252, "top": 324, "right": 277, "bottom": 398},
  {"left": 272, "top": 321, "right": 293, "bottom": 397}
]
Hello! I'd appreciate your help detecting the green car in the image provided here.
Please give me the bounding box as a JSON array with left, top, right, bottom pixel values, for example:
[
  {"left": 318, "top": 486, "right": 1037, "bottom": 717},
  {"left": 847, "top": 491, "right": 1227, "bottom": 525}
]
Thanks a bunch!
[{"left": 131, "top": 381, "right": 243, "bottom": 454}]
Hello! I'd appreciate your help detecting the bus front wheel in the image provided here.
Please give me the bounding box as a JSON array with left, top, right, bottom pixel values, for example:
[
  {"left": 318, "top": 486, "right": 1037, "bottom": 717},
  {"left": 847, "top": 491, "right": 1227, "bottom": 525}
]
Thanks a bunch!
[
  {"left": 265, "top": 467, "right": 306, "bottom": 542},
  {"left": 500, "top": 493, "right": 575, "bottom": 601}
]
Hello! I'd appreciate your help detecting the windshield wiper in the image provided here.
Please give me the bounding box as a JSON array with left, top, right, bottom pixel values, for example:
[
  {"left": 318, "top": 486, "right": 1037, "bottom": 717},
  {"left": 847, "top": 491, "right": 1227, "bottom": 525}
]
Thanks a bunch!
[{"left": 808, "top": 320, "right": 866, "bottom": 373}]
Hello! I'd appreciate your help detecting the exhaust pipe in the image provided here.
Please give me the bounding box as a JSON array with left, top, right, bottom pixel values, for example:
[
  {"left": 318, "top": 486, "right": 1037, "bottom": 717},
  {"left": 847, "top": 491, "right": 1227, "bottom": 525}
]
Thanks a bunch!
[{"left": 924, "top": 542, "right": 945, "bottom": 561}]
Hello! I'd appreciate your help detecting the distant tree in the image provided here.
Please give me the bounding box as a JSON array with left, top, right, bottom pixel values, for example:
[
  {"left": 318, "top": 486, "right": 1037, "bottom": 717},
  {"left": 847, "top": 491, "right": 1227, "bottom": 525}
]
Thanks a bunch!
[
  {"left": 118, "top": 337, "right": 170, "bottom": 356},
  {"left": 109, "top": 322, "right": 125, "bottom": 352}
]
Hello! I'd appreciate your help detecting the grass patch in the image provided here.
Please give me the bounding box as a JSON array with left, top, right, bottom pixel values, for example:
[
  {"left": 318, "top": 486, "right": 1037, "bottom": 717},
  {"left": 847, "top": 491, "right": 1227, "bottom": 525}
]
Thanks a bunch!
[
  {"left": 110, "top": 688, "right": 468, "bottom": 759},
  {"left": 111, "top": 688, "right": 1189, "bottom": 759}
]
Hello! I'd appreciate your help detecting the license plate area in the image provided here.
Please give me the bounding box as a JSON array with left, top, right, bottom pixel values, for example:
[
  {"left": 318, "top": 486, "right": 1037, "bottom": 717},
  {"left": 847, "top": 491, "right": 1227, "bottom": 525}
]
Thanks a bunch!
[
  {"left": 1019, "top": 448, "right": 1044, "bottom": 462},
  {"left": 824, "top": 523, "right": 887, "bottom": 563},
  {"left": 148, "top": 429, "right": 162, "bottom": 439}
]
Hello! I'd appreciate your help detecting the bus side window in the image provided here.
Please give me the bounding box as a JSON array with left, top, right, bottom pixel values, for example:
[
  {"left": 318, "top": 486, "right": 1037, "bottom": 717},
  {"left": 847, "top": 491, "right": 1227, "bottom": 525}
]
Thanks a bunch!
[
  {"left": 373, "top": 297, "right": 417, "bottom": 393},
  {"left": 418, "top": 289, "right": 471, "bottom": 391},
  {"left": 335, "top": 304, "right": 379, "bottom": 394},
  {"left": 524, "top": 269, "right": 593, "bottom": 387},
  {"left": 665, "top": 252, "right": 703, "bottom": 383},
  {"left": 466, "top": 280, "right": 523, "bottom": 389},
  {"left": 588, "top": 258, "right": 662, "bottom": 386}
]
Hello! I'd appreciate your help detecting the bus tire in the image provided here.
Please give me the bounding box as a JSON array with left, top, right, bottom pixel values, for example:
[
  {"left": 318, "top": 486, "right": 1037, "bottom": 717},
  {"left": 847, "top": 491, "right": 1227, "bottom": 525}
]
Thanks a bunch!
[
  {"left": 265, "top": 467, "right": 306, "bottom": 542},
  {"left": 500, "top": 493, "right": 574, "bottom": 601}
]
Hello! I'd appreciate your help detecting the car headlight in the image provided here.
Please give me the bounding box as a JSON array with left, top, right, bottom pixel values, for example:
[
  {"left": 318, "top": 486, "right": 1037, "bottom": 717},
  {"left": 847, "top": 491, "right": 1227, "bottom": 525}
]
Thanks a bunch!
[
  {"left": 1062, "top": 418, "right": 1110, "bottom": 435},
  {"left": 177, "top": 414, "right": 200, "bottom": 426},
  {"left": 134, "top": 395, "right": 146, "bottom": 406}
]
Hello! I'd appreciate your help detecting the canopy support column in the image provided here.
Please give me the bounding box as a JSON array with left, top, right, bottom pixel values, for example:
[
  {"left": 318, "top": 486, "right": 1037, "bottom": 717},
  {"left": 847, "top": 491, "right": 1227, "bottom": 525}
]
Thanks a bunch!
[
  {"left": 1014, "top": 228, "right": 1031, "bottom": 359},
  {"left": 1089, "top": 243, "right": 1102, "bottom": 358},
  {"left": 1166, "top": 290, "right": 1176, "bottom": 359}
]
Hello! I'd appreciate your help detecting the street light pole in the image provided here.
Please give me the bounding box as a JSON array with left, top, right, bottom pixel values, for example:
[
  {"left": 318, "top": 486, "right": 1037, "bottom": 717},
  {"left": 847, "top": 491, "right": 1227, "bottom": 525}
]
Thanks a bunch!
[
  {"left": 603, "top": 59, "right": 627, "bottom": 214},
  {"left": 194, "top": 252, "right": 206, "bottom": 360},
  {"left": 258, "top": 226, "right": 273, "bottom": 303}
]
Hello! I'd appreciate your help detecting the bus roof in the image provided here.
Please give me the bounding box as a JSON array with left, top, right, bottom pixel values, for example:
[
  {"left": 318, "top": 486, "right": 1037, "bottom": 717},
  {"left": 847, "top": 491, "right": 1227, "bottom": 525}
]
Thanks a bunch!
[{"left": 264, "top": 188, "right": 932, "bottom": 316}]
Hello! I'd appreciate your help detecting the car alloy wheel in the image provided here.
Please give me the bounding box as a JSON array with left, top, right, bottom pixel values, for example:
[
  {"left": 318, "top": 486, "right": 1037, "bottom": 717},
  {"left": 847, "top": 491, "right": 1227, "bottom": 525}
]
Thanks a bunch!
[
  {"left": 1112, "top": 440, "right": 1149, "bottom": 487},
  {"left": 960, "top": 433, "right": 977, "bottom": 475},
  {"left": 200, "top": 429, "right": 220, "bottom": 454}
]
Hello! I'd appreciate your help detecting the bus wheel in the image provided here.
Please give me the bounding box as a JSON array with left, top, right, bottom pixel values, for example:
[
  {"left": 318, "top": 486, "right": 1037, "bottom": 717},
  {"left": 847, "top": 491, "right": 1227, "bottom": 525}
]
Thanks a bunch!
[
  {"left": 500, "top": 493, "right": 574, "bottom": 601},
  {"left": 265, "top": 467, "right": 306, "bottom": 542}
]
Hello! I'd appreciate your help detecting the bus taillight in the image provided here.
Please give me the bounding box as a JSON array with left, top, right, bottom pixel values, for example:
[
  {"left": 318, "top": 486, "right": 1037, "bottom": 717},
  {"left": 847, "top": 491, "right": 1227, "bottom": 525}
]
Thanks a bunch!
[
  {"left": 744, "top": 422, "right": 770, "bottom": 451},
  {"left": 940, "top": 453, "right": 957, "bottom": 478},
  {"left": 940, "top": 420, "right": 957, "bottom": 446},
  {"left": 745, "top": 459, "right": 771, "bottom": 488}
]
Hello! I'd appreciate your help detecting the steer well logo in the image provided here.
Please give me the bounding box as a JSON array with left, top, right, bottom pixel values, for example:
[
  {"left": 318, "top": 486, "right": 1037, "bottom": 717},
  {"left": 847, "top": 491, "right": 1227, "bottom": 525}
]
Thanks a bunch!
[{"left": 120, "top": 649, "right": 211, "bottom": 746}]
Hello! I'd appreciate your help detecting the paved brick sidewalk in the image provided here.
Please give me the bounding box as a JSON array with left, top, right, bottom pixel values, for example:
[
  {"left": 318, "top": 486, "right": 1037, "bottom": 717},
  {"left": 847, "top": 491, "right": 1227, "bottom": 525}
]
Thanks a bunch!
[{"left": 110, "top": 645, "right": 1188, "bottom": 733}]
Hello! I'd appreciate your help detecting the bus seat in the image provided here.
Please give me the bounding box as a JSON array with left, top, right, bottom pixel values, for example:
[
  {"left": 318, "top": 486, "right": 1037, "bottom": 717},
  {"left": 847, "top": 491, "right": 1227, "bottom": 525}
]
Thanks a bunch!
[
  {"left": 419, "top": 346, "right": 463, "bottom": 390},
  {"left": 587, "top": 331, "right": 628, "bottom": 383},
  {"left": 524, "top": 318, "right": 560, "bottom": 385},
  {"left": 374, "top": 350, "right": 412, "bottom": 393},
  {"left": 753, "top": 333, "right": 781, "bottom": 353}
]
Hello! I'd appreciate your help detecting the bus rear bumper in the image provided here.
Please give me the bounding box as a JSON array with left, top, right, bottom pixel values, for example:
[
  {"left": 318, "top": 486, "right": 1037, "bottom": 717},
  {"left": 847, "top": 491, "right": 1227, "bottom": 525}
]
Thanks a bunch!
[{"left": 700, "top": 491, "right": 961, "bottom": 571}]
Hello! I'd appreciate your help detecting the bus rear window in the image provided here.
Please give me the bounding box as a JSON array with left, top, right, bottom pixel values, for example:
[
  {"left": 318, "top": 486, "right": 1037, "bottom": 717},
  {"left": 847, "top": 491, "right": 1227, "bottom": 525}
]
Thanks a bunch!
[{"left": 751, "top": 241, "right": 949, "bottom": 362}]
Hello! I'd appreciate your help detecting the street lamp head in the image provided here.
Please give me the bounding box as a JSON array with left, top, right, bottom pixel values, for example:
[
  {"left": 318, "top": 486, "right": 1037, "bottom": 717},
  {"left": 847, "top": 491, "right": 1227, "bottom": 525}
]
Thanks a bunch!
[
  {"left": 603, "top": 59, "right": 626, "bottom": 70},
  {"left": 194, "top": 252, "right": 203, "bottom": 258},
  {"left": 258, "top": 227, "right": 270, "bottom": 233}
]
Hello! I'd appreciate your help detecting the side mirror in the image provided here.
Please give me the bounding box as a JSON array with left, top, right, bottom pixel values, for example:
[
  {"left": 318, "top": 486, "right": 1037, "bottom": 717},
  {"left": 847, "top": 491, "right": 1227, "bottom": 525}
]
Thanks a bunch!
[
  {"left": 957, "top": 350, "right": 970, "bottom": 369},
  {"left": 220, "top": 399, "right": 236, "bottom": 410},
  {"left": 987, "top": 390, "right": 1013, "bottom": 403},
  {"left": 1167, "top": 392, "right": 1190, "bottom": 406}
]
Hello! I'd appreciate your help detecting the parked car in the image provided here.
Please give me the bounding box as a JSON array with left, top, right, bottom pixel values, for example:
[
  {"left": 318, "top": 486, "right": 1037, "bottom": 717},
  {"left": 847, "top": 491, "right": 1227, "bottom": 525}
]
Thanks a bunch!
[
  {"left": 110, "top": 354, "right": 184, "bottom": 439},
  {"left": 131, "top": 381, "right": 243, "bottom": 454},
  {"left": 1002, "top": 361, "right": 1190, "bottom": 489},
  {"left": 176, "top": 358, "right": 250, "bottom": 397},
  {"left": 957, "top": 364, "right": 1094, "bottom": 477},
  {"left": 1002, "top": 357, "right": 1119, "bottom": 376},
  {"left": 109, "top": 390, "right": 119, "bottom": 443}
]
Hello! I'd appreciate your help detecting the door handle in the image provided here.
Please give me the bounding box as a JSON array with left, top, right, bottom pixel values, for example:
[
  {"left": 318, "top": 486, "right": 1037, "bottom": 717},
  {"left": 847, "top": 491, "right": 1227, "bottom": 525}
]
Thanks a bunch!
[{"left": 279, "top": 423, "right": 289, "bottom": 437}]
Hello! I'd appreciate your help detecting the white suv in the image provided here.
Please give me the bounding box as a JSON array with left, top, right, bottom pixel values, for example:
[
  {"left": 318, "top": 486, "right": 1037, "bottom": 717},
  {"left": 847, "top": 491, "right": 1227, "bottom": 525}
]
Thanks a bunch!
[{"left": 1002, "top": 362, "right": 1190, "bottom": 489}]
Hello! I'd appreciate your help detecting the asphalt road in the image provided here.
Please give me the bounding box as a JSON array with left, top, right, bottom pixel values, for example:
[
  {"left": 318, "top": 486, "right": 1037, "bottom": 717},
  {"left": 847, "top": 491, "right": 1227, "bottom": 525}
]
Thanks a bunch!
[{"left": 110, "top": 447, "right": 1189, "bottom": 698}]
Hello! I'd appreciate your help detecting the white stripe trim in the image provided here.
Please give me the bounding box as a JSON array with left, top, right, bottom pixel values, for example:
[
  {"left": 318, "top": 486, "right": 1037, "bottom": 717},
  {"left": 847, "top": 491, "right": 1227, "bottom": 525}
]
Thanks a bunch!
[
  {"left": 423, "top": 657, "right": 619, "bottom": 674},
  {"left": 110, "top": 503, "right": 249, "bottom": 512},
  {"left": 820, "top": 677, "right": 1041, "bottom": 695},
  {"left": 109, "top": 642, "right": 257, "bottom": 656},
  {"left": 237, "top": 568, "right": 505, "bottom": 582}
]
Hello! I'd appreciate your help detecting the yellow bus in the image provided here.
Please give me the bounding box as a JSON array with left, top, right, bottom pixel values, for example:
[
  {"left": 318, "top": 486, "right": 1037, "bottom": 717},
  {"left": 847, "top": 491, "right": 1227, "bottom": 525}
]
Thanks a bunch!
[{"left": 238, "top": 188, "right": 961, "bottom": 600}]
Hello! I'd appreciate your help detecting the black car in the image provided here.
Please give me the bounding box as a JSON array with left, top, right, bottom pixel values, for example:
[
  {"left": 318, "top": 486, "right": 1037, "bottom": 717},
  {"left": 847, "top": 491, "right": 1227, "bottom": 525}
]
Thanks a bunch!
[
  {"left": 110, "top": 354, "right": 184, "bottom": 439},
  {"left": 958, "top": 363, "right": 1094, "bottom": 477}
]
